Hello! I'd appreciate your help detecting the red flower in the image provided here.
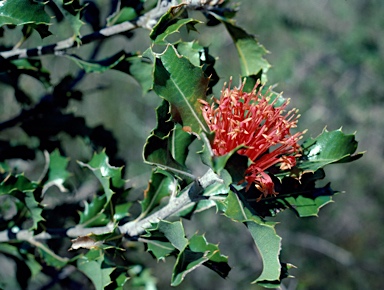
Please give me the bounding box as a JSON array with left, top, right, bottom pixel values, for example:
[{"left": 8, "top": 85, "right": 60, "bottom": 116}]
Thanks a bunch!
[{"left": 200, "top": 80, "right": 305, "bottom": 199}]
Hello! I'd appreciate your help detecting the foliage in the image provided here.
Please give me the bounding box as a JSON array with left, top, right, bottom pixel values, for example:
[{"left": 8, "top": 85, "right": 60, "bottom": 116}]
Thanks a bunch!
[{"left": 0, "top": 1, "right": 364, "bottom": 289}]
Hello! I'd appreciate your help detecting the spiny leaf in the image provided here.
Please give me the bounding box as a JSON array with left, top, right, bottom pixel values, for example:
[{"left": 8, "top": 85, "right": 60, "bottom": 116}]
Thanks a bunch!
[
  {"left": 78, "top": 151, "right": 125, "bottom": 209},
  {"left": 150, "top": 4, "right": 188, "bottom": 41},
  {"left": 143, "top": 100, "right": 194, "bottom": 180},
  {"left": 209, "top": 13, "right": 270, "bottom": 82},
  {"left": 222, "top": 191, "right": 283, "bottom": 286},
  {"left": 140, "top": 169, "right": 178, "bottom": 218},
  {"left": 42, "top": 149, "right": 71, "bottom": 194},
  {"left": 153, "top": 44, "right": 210, "bottom": 134},
  {"left": 79, "top": 195, "right": 109, "bottom": 227},
  {"left": 0, "top": 175, "right": 43, "bottom": 230},
  {"left": 284, "top": 194, "right": 334, "bottom": 217},
  {"left": 152, "top": 18, "right": 201, "bottom": 45},
  {"left": 0, "top": 0, "right": 50, "bottom": 28},
  {"left": 52, "top": 0, "right": 84, "bottom": 37},
  {"left": 298, "top": 128, "right": 364, "bottom": 172},
  {"left": 171, "top": 233, "right": 230, "bottom": 286},
  {"left": 77, "top": 249, "right": 114, "bottom": 290}
]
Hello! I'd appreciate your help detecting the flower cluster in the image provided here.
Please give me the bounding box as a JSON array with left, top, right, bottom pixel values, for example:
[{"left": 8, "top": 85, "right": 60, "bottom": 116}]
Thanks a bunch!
[{"left": 200, "top": 80, "right": 305, "bottom": 199}]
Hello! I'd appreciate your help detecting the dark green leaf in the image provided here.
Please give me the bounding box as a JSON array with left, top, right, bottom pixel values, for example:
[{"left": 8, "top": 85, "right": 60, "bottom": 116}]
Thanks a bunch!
[
  {"left": 79, "top": 195, "right": 109, "bottom": 227},
  {"left": 298, "top": 128, "right": 364, "bottom": 172},
  {"left": 65, "top": 52, "right": 126, "bottom": 73},
  {"left": 171, "top": 233, "right": 230, "bottom": 286},
  {"left": 78, "top": 151, "right": 125, "bottom": 211},
  {"left": 283, "top": 195, "right": 334, "bottom": 217},
  {"left": 106, "top": 7, "right": 137, "bottom": 26},
  {"left": 145, "top": 220, "right": 188, "bottom": 251},
  {"left": 153, "top": 44, "right": 210, "bottom": 134},
  {"left": 34, "top": 241, "right": 70, "bottom": 268},
  {"left": 171, "top": 124, "right": 196, "bottom": 166},
  {"left": 10, "top": 59, "right": 51, "bottom": 87},
  {"left": 152, "top": 18, "right": 201, "bottom": 45},
  {"left": 77, "top": 249, "right": 114, "bottom": 290},
  {"left": 150, "top": 4, "right": 187, "bottom": 41},
  {"left": 42, "top": 149, "right": 70, "bottom": 194},
  {"left": 143, "top": 101, "right": 193, "bottom": 179},
  {"left": 0, "top": 0, "right": 50, "bottom": 27},
  {"left": 209, "top": 13, "right": 270, "bottom": 82},
  {"left": 222, "top": 191, "right": 282, "bottom": 285},
  {"left": 139, "top": 169, "right": 178, "bottom": 218},
  {"left": 0, "top": 175, "right": 43, "bottom": 230}
]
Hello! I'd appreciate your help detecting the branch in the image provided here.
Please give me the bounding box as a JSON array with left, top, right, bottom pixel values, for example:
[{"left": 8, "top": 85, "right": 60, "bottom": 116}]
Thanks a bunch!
[
  {"left": 0, "top": 169, "right": 223, "bottom": 242},
  {"left": 0, "top": 0, "right": 224, "bottom": 61}
]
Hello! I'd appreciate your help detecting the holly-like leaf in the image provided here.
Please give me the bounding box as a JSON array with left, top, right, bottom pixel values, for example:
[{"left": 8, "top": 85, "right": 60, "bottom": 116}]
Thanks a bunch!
[
  {"left": 114, "top": 49, "right": 154, "bottom": 94},
  {"left": 51, "top": 0, "right": 84, "bottom": 37},
  {"left": 153, "top": 45, "right": 210, "bottom": 134},
  {"left": 150, "top": 4, "right": 188, "bottom": 41},
  {"left": 284, "top": 195, "right": 334, "bottom": 218},
  {"left": 79, "top": 195, "right": 109, "bottom": 227},
  {"left": 0, "top": 175, "right": 43, "bottom": 230},
  {"left": 78, "top": 151, "right": 125, "bottom": 208},
  {"left": 42, "top": 149, "right": 70, "bottom": 194},
  {"left": 222, "top": 191, "right": 283, "bottom": 286},
  {"left": 298, "top": 128, "right": 364, "bottom": 172},
  {"left": 77, "top": 249, "right": 114, "bottom": 290},
  {"left": 143, "top": 101, "right": 194, "bottom": 179},
  {"left": 139, "top": 169, "right": 177, "bottom": 219},
  {"left": 209, "top": 13, "right": 270, "bottom": 82},
  {"left": 0, "top": 0, "right": 50, "bottom": 28},
  {"left": 152, "top": 18, "right": 201, "bottom": 45},
  {"left": 171, "top": 233, "right": 230, "bottom": 286}
]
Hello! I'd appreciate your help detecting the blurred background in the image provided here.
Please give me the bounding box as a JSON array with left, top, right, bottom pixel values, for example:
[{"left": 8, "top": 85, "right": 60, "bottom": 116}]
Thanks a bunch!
[{"left": 1, "top": 0, "right": 383, "bottom": 289}]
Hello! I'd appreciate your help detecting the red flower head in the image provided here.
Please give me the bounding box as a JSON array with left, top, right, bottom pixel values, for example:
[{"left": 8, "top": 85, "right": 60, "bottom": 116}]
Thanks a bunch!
[{"left": 200, "top": 80, "right": 305, "bottom": 199}]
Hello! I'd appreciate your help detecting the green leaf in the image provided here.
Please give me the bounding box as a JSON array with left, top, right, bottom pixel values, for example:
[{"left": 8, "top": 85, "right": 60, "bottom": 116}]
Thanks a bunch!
[
  {"left": 209, "top": 13, "right": 270, "bottom": 82},
  {"left": 79, "top": 195, "right": 109, "bottom": 227},
  {"left": 78, "top": 151, "right": 125, "bottom": 207},
  {"left": 152, "top": 18, "right": 201, "bottom": 45},
  {"left": 10, "top": 59, "right": 51, "bottom": 87},
  {"left": 0, "top": 0, "right": 50, "bottom": 27},
  {"left": 119, "top": 50, "right": 154, "bottom": 94},
  {"left": 150, "top": 4, "right": 188, "bottom": 42},
  {"left": 153, "top": 45, "right": 210, "bottom": 134},
  {"left": 145, "top": 239, "right": 175, "bottom": 261},
  {"left": 52, "top": 0, "right": 84, "bottom": 37},
  {"left": 77, "top": 249, "right": 114, "bottom": 290},
  {"left": 298, "top": 128, "right": 364, "bottom": 172},
  {"left": 42, "top": 149, "right": 70, "bottom": 194},
  {"left": 106, "top": 7, "right": 137, "bottom": 26},
  {"left": 146, "top": 220, "right": 188, "bottom": 251},
  {"left": 140, "top": 169, "right": 177, "bottom": 218},
  {"left": 171, "top": 124, "right": 196, "bottom": 166},
  {"left": 143, "top": 101, "right": 193, "bottom": 179},
  {"left": 283, "top": 195, "right": 334, "bottom": 217},
  {"left": 222, "top": 191, "right": 283, "bottom": 285},
  {"left": 0, "top": 175, "right": 43, "bottom": 230},
  {"left": 65, "top": 52, "right": 126, "bottom": 73},
  {"left": 34, "top": 241, "right": 70, "bottom": 268},
  {"left": 171, "top": 233, "right": 230, "bottom": 286}
]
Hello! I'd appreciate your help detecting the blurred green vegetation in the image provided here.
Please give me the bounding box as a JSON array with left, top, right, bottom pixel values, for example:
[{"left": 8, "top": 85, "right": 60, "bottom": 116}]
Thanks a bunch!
[{"left": 0, "top": 1, "right": 382, "bottom": 289}]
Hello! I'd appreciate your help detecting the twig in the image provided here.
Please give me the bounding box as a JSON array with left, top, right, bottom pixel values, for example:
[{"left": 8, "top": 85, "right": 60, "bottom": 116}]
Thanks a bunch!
[{"left": 0, "top": 169, "right": 223, "bottom": 242}]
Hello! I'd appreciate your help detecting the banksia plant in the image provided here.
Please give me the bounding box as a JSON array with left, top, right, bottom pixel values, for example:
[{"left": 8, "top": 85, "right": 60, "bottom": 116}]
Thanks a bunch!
[{"left": 200, "top": 80, "right": 305, "bottom": 198}]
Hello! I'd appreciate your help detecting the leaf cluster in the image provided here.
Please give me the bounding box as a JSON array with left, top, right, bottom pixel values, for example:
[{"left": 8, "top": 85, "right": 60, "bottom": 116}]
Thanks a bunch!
[{"left": 0, "top": 1, "right": 363, "bottom": 289}]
